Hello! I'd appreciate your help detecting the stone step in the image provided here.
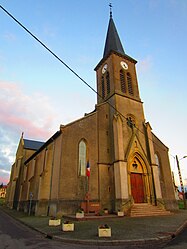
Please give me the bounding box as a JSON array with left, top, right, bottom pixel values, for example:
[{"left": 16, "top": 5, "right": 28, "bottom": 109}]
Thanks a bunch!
[{"left": 130, "top": 204, "right": 172, "bottom": 217}]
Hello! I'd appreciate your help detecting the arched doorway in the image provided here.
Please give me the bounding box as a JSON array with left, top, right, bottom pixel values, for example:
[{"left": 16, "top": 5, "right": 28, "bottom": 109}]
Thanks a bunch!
[{"left": 129, "top": 156, "right": 148, "bottom": 203}]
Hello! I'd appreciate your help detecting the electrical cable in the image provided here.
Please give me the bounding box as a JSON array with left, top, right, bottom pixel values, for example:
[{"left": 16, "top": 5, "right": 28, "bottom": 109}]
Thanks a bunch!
[
  {"left": 0, "top": 4, "right": 168, "bottom": 154},
  {"left": 0, "top": 5, "right": 123, "bottom": 119}
]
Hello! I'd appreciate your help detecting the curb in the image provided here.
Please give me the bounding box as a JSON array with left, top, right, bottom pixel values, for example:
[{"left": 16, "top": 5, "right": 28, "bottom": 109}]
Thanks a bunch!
[
  {"left": 1, "top": 206, "right": 187, "bottom": 246},
  {"left": 35, "top": 221, "right": 187, "bottom": 246},
  {"left": 52, "top": 235, "right": 172, "bottom": 246},
  {"left": 173, "top": 220, "right": 187, "bottom": 236}
]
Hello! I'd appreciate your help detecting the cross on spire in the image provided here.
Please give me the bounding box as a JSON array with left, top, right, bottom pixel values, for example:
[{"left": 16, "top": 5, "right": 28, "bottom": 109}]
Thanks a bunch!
[
  {"left": 109, "top": 3, "right": 112, "bottom": 18},
  {"left": 103, "top": 3, "right": 125, "bottom": 58}
]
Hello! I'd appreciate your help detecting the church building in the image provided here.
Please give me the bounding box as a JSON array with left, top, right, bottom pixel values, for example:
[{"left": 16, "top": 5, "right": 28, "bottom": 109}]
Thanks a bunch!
[{"left": 6, "top": 11, "right": 178, "bottom": 216}]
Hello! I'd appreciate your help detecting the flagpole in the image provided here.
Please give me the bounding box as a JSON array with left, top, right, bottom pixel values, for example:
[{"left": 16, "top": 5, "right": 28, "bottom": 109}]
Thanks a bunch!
[
  {"left": 87, "top": 176, "right": 90, "bottom": 214},
  {"left": 86, "top": 161, "right": 90, "bottom": 214}
]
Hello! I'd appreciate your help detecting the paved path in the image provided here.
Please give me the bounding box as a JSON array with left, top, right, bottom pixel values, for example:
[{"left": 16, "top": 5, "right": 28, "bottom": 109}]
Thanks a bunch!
[
  {"left": 1, "top": 206, "right": 187, "bottom": 249},
  {"left": 0, "top": 208, "right": 64, "bottom": 248},
  {"left": 0, "top": 208, "right": 165, "bottom": 249}
]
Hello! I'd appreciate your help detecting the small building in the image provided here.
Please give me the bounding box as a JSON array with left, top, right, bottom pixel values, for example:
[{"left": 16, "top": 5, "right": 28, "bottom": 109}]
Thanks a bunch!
[
  {"left": 0, "top": 184, "right": 7, "bottom": 198},
  {"left": 6, "top": 11, "right": 178, "bottom": 216}
]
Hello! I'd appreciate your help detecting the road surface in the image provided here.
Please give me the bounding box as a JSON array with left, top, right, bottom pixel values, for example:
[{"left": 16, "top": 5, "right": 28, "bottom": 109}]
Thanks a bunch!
[{"left": 0, "top": 208, "right": 187, "bottom": 249}]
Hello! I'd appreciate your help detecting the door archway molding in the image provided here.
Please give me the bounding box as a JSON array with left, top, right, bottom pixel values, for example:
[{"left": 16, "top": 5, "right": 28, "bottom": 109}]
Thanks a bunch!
[{"left": 128, "top": 152, "right": 152, "bottom": 204}]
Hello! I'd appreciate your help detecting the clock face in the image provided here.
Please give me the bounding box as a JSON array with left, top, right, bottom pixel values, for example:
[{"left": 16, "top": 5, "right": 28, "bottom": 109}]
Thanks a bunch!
[
  {"left": 102, "top": 64, "right": 108, "bottom": 74},
  {"left": 120, "top": 61, "right": 128, "bottom": 70}
]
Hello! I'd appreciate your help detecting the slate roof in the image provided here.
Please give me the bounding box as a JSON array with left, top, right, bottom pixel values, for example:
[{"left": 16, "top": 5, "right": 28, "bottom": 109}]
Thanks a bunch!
[
  {"left": 103, "top": 16, "right": 125, "bottom": 58},
  {"left": 95, "top": 15, "right": 137, "bottom": 71},
  {"left": 23, "top": 139, "right": 44, "bottom": 151},
  {"left": 24, "top": 130, "right": 61, "bottom": 165}
]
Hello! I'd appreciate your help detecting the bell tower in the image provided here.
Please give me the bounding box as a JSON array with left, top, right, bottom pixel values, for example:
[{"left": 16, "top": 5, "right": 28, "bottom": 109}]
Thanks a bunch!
[
  {"left": 95, "top": 8, "right": 151, "bottom": 212},
  {"left": 95, "top": 10, "right": 142, "bottom": 108}
]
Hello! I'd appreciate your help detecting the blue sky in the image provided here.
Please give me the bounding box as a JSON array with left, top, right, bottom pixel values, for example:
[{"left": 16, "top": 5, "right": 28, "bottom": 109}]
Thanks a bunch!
[{"left": 0, "top": 0, "right": 187, "bottom": 187}]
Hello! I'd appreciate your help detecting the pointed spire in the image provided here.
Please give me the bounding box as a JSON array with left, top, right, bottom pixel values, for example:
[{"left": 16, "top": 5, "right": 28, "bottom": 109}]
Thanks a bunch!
[{"left": 103, "top": 4, "right": 125, "bottom": 58}]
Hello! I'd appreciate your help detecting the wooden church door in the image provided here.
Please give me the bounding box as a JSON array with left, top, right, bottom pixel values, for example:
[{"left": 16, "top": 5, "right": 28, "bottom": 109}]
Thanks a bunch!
[{"left": 130, "top": 173, "right": 144, "bottom": 203}]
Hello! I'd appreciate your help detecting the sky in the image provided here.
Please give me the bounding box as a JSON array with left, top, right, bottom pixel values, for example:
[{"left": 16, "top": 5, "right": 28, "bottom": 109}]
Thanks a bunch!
[{"left": 0, "top": 0, "right": 187, "bottom": 188}]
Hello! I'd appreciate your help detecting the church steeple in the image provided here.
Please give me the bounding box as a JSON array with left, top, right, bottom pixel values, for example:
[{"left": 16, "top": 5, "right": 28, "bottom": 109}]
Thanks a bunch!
[
  {"left": 95, "top": 8, "right": 141, "bottom": 105},
  {"left": 103, "top": 9, "right": 125, "bottom": 58}
]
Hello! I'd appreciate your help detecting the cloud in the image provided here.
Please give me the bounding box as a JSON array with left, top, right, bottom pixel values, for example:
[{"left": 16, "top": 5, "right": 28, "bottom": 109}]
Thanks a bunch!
[
  {"left": 3, "top": 32, "right": 17, "bottom": 42},
  {"left": 0, "top": 128, "right": 16, "bottom": 164},
  {"left": 0, "top": 80, "right": 58, "bottom": 184},
  {"left": 0, "top": 168, "right": 10, "bottom": 185},
  {"left": 0, "top": 169, "right": 10, "bottom": 175},
  {"left": 137, "top": 55, "right": 152, "bottom": 74},
  {"left": 0, "top": 81, "right": 56, "bottom": 138}
]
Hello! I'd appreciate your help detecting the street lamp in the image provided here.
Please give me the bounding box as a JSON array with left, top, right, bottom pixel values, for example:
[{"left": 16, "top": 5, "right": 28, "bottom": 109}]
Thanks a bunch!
[{"left": 176, "top": 155, "right": 187, "bottom": 209}]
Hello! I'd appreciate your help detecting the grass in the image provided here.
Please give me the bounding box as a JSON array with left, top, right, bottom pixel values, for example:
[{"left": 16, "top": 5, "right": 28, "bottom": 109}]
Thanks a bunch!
[
  {"left": 9, "top": 212, "right": 187, "bottom": 240},
  {"left": 1, "top": 204, "right": 187, "bottom": 241},
  {"left": 0, "top": 198, "right": 5, "bottom": 205}
]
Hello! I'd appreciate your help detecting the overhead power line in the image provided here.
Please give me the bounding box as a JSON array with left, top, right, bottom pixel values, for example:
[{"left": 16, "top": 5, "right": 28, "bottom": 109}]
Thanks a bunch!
[
  {"left": 0, "top": 5, "right": 167, "bottom": 154},
  {"left": 0, "top": 5, "right": 127, "bottom": 120},
  {"left": 0, "top": 6, "right": 97, "bottom": 94}
]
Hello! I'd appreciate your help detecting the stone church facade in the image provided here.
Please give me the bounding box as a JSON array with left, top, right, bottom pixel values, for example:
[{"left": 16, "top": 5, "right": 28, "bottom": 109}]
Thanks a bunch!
[{"left": 6, "top": 13, "right": 178, "bottom": 216}]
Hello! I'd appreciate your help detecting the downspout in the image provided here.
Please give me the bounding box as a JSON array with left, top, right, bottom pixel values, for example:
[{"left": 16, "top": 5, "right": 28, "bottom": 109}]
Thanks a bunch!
[
  {"left": 58, "top": 131, "right": 63, "bottom": 210},
  {"left": 47, "top": 138, "right": 55, "bottom": 216}
]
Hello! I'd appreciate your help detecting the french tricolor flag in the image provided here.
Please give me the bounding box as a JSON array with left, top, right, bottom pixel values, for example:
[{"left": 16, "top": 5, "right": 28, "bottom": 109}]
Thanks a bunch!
[{"left": 86, "top": 161, "right": 90, "bottom": 177}]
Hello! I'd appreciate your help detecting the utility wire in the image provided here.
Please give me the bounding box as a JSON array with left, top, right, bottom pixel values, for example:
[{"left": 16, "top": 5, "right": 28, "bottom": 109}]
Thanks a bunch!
[
  {"left": 0, "top": 5, "right": 97, "bottom": 95},
  {"left": 0, "top": 5, "right": 167, "bottom": 153},
  {"left": 0, "top": 5, "right": 122, "bottom": 119}
]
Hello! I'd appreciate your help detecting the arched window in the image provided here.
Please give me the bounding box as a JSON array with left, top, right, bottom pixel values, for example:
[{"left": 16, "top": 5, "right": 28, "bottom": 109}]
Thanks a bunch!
[
  {"left": 155, "top": 153, "right": 161, "bottom": 178},
  {"left": 106, "top": 71, "right": 110, "bottom": 94},
  {"left": 78, "top": 140, "right": 87, "bottom": 176},
  {"left": 155, "top": 154, "right": 159, "bottom": 166},
  {"left": 101, "top": 76, "right": 105, "bottom": 99},
  {"left": 120, "top": 69, "right": 126, "bottom": 93},
  {"left": 127, "top": 72, "right": 133, "bottom": 95}
]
